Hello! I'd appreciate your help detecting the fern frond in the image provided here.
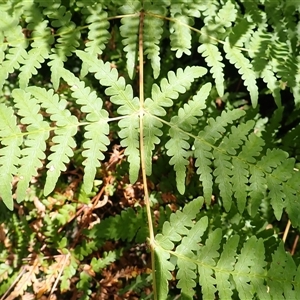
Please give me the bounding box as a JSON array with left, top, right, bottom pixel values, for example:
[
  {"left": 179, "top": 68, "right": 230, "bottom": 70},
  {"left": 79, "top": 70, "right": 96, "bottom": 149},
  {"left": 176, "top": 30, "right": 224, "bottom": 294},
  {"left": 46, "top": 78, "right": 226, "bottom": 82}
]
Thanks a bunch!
[
  {"left": 48, "top": 22, "right": 81, "bottom": 89},
  {"left": 283, "top": 170, "right": 300, "bottom": 226},
  {"left": 144, "top": 66, "right": 207, "bottom": 179},
  {"left": 154, "top": 245, "right": 174, "bottom": 300},
  {"left": 233, "top": 236, "right": 267, "bottom": 299},
  {"left": 80, "top": 4, "right": 110, "bottom": 77},
  {"left": 229, "top": 18, "right": 254, "bottom": 47},
  {"left": 198, "top": 228, "right": 222, "bottom": 299},
  {"left": 18, "top": 9, "right": 54, "bottom": 89},
  {"left": 215, "top": 235, "right": 239, "bottom": 299},
  {"left": 154, "top": 197, "right": 204, "bottom": 299},
  {"left": 60, "top": 69, "right": 110, "bottom": 193},
  {"left": 170, "top": 14, "right": 192, "bottom": 58},
  {"left": 19, "top": 45, "right": 49, "bottom": 89},
  {"left": 76, "top": 50, "right": 140, "bottom": 182},
  {"left": 0, "top": 104, "right": 22, "bottom": 210},
  {"left": 194, "top": 109, "right": 246, "bottom": 204},
  {"left": 165, "top": 82, "right": 211, "bottom": 194},
  {"left": 210, "top": 1, "right": 237, "bottom": 34},
  {"left": 176, "top": 217, "right": 208, "bottom": 298},
  {"left": 119, "top": 4, "right": 141, "bottom": 79},
  {"left": 145, "top": 66, "right": 207, "bottom": 115},
  {"left": 11, "top": 89, "right": 50, "bottom": 202},
  {"left": 0, "top": 47, "right": 27, "bottom": 90},
  {"left": 143, "top": 5, "right": 165, "bottom": 79},
  {"left": 267, "top": 243, "right": 299, "bottom": 299},
  {"left": 218, "top": 121, "right": 257, "bottom": 212},
  {"left": 197, "top": 0, "right": 219, "bottom": 24},
  {"left": 224, "top": 39, "right": 258, "bottom": 108},
  {"left": 26, "top": 87, "right": 78, "bottom": 195},
  {"left": 155, "top": 197, "right": 300, "bottom": 299},
  {"left": 198, "top": 43, "right": 224, "bottom": 97},
  {"left": 87, "top": 206, "right": 148, "bottom": 243},
  {"left": 257, "top": 149, "right": 289, "bottom": 220}
]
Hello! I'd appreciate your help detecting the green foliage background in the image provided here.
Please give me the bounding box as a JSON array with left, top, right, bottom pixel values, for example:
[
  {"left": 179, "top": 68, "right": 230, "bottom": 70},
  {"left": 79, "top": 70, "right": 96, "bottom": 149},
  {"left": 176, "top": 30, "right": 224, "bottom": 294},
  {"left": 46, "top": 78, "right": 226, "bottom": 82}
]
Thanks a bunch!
[{"left": 0, "top": 0, "right": 300, "bottom": 299}]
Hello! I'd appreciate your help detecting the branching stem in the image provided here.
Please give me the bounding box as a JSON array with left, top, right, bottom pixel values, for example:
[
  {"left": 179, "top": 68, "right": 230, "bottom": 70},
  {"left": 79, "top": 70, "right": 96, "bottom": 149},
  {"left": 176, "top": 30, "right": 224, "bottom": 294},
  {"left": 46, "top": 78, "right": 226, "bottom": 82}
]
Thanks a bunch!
[{"left": 138, "top": 9, "right": 157, "bottom": 300}]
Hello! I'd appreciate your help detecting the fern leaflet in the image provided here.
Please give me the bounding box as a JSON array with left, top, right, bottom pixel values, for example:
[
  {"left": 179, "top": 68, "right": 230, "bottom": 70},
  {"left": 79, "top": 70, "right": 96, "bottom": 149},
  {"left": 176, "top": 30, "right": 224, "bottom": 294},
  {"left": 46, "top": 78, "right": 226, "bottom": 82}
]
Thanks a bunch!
[
  {"left": 60, "top": 68, "right": 110, "bottom": 193},
  {"left": 165, "top": 82, "right": 211, "bottom": 194},
  {"left": 224, "top": 39, "right": 258, "bottom": 108},
  {"left": 26, "top": 86, "right": 78, "bottom": 195},
  {"left": 0, "top": 104, "right": 22, "bottom": 210},
  {"left": 12, "top": 89, "right": 50, "bottom": 202}
]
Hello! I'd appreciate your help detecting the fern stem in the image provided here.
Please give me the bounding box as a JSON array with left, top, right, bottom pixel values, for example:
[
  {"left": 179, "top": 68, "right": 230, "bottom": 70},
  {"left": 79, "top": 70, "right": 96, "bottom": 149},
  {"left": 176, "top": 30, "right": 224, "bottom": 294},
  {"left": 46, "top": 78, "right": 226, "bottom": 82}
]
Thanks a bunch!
[
  {"left": 138, "top": 9, "right": 157, "bottom": 300},
  {"left": 282, "top": 219, "right": 291, "bottom": 243}
]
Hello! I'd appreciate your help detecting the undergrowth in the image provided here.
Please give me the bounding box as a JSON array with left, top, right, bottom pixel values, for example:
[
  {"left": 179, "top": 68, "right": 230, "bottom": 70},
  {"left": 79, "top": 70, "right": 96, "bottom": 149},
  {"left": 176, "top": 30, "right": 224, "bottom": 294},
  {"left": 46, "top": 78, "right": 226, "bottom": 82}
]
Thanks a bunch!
[{"left": 1, "top": 0, "right": 300, "bottom": 299}]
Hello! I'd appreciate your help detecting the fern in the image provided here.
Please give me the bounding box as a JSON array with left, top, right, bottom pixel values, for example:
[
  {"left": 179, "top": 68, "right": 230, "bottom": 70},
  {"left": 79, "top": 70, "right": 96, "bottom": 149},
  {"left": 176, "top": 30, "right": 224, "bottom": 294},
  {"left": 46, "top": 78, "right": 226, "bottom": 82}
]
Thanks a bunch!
[
  {"left": 12, "top": 89, "right": 50, "bottom": 202},
  {"left": 80, "top": 3, "right": 111, "bottom": 77},
  {"left": 0, "top": 104, "right": 22, "bottom": 210},
  {"left": 165, "top": 82, "right": 211, "bottom": 194},
  {"left": 119, "top": 3, "right": 141, "bottom": 79},
  {"left": 1, "top": 1, "right": 300, "bottom": 299},
  {"left": 26, "top": 86, "right": 78, "bottom": 195},
  {"left": 155, "top": 198, "right": 300, "bottom": 299}
]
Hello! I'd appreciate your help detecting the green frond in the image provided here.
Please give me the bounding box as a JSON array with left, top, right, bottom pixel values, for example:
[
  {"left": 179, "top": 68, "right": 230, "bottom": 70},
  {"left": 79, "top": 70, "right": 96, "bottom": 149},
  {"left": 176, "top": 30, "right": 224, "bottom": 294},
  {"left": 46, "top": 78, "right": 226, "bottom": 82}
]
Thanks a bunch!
[
  {"left": 229, "top": 18, "right": 254, "bottom": 46},
  {"left": 76, "top": 50, "right": 140, "bottom": 115},
  {"left": 233, "top": 237, "right": 267, "bottom": 299},
  {"left": 48, "top": 23, "right": 81, "bottom": 89},
  {"left": 144, "top": 68, "right": 208, "bottom": 183},
  {"left": 0, "top": 6, "right": 26, "bottom": 74},
  {"left": 170, "top": 14, "right": 192, "bottom": 58},
  {"left": 0, "top": 104, "right": 22, "bottom": 210},
  {"left": 198, "top": 43, "right": 224, "bottom": 97},
  {"left": 120, "top": 12, "right": 140, "bottom": 79},
  {"left": 155, "top": 197, "right": 300, "bottom": 299},
  {"left": 224, "top": 39, "right": 258, "bottom": 108},
  {"left": 87, "top": 206, "right": 148, "bottom": 243},
  {"left": 284, "top": 170, "right": 300, "bottom": 226},
  {"left": 81, "top": 4, "right": 110, "bottom": 77},
  {"left": 261, "top": 65, "right": 282, "bottom": 107},
  {"left": 267, "top": 243, "right": 299, "bottom": 299},
  {"left": 155, "top": 197, "right": 204, "bottom": 246},
  {"left": 176, "top": 217, "right": 208, "bottom": 299},
  {"left": 12, "top": 89, "right": 50, "bottom": 202},
  {"left": 218, "top": 121, "right": 256, "bottom": 212},
  {"left": 26, "top": 86, "right": 78, "bottom": 195},
  {"left": 0, "top": 47, "right": 27, "bottom": 90},
  {"left": 119, "top": 116, "right": 140, "bottom": 183},
  {"left": 145, "top": 66, "right": 207, "bottom": 116},
  {"left": 212, "top": 1, "right": 237, "bottom": 34},
  {"left": 165, "top": 83, "right": 211, "bottom": 194},
  {"left": 19, "top": 46, "right": 49, "bottom": 89},
  {"left": 91, "top": 251, "right": 120, "bottom": 272},
  {"left": 18, "top": 10, "right": 54, "bottom": 89},
  {"left": 154, "top": 246, "right": 174, "bottom": 300},
  {"left": 215, "top": 235, "right": 239, "bottom": 299},
  {"left": 143, "top": 6, "right": 165, "bottom": 79},
  {"left": 142, "top": 114, "right": 162, "bottom": 176},
  {"left": 45, "top": 128, "right": 78, "bottom": 195},
  {"left": 82, "top": 122, "right": 110, "bottom": 192},
  {"left": 194, "top": 109, "right": 246, "bottom": 203},
  {"left": 266, "top": 152, "right": 294, "bottom": 220},
  {"left": 60, "top": 69, "right": 110, "bottom": 193},
  {"left": 155, "top": 197, "right": 204, "bottom": 298},
  {"left": 76, "top": 50, "right": 141, "bottom": 182},
  {"left": 197, "top": 0, "right": 218, "bottom": 24},
  {"left": 213, "top": 150, "right": 233, "bottom": 211},
  {"left": 198, "top": 228, "right": 222, "bottom": 299},
  {"left": 257, "top": 149, "right": 289, "bottom": 220},
  {"left": 60, "top": 253, "right": 78, "bottom": 291}
]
